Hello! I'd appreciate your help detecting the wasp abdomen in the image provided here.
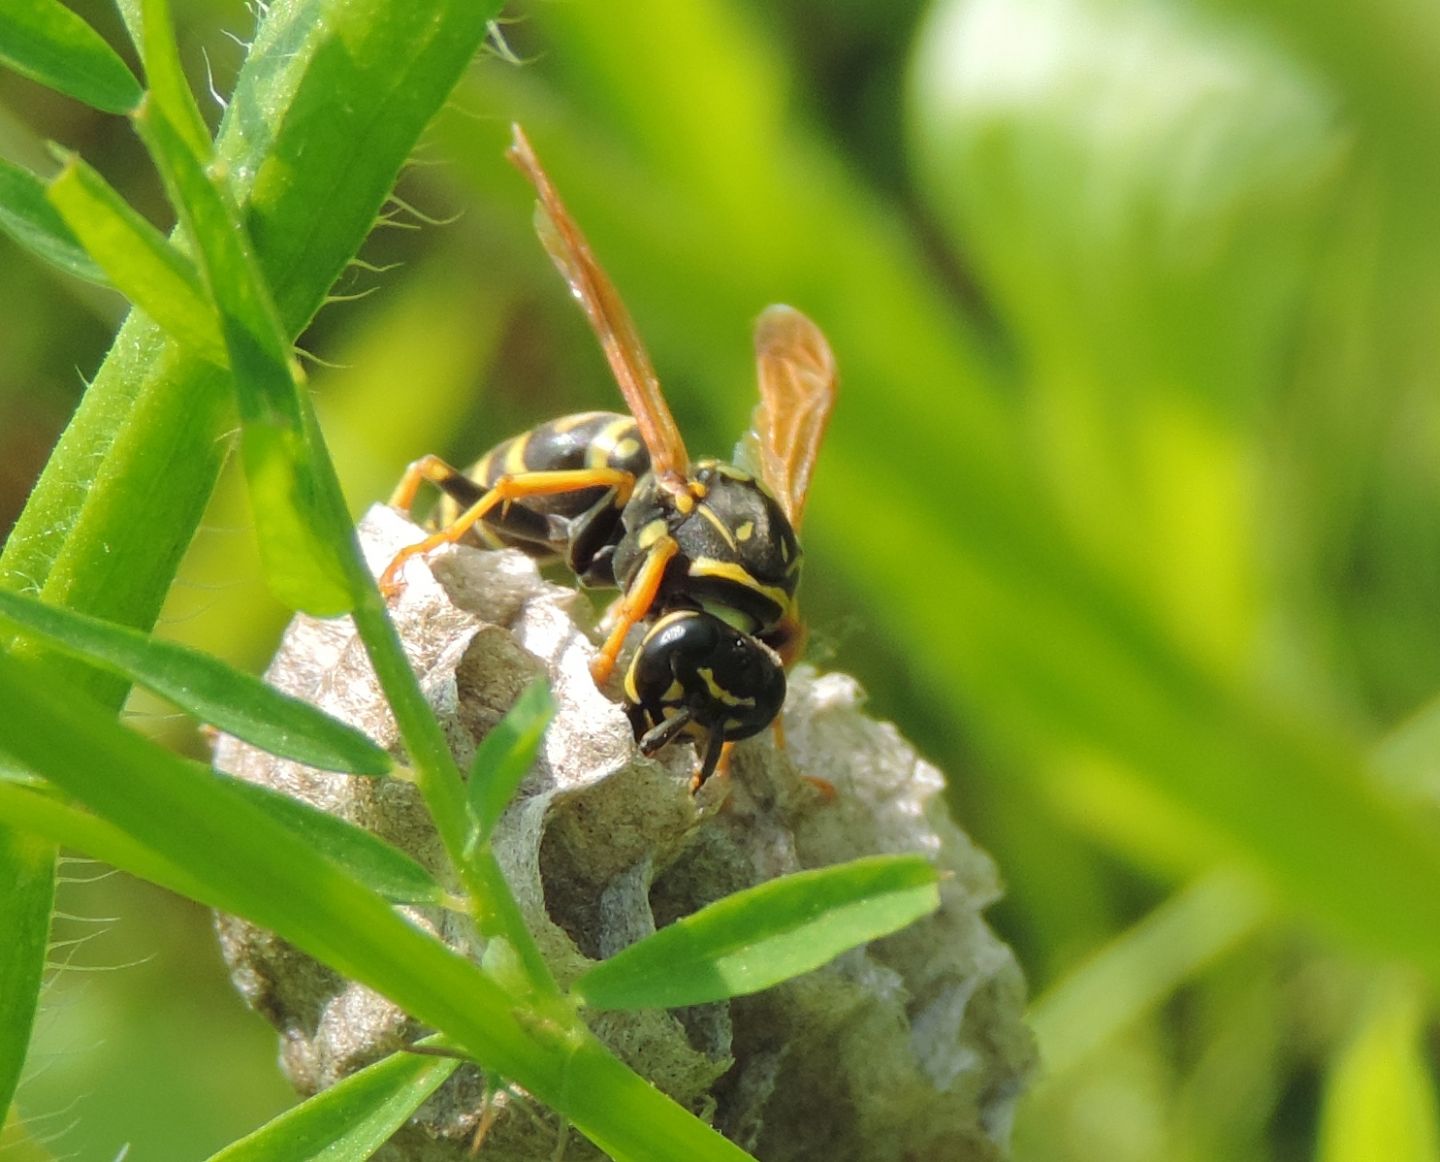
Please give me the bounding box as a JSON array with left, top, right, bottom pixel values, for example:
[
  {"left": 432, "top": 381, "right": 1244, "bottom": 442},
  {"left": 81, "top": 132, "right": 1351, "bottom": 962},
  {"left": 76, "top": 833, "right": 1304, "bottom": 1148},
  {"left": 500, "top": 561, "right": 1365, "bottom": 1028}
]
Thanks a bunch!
[{"left": 438, "top": 411, "right": 649, "bottom": 581}]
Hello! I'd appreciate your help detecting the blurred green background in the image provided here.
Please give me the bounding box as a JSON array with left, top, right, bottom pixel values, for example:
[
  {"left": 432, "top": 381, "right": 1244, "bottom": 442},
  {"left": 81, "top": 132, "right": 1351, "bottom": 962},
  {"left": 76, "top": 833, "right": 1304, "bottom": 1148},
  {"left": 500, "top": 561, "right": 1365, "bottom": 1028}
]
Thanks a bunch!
[{"left": 5, "top": 0, "right": 1440, "bottom": 1158}]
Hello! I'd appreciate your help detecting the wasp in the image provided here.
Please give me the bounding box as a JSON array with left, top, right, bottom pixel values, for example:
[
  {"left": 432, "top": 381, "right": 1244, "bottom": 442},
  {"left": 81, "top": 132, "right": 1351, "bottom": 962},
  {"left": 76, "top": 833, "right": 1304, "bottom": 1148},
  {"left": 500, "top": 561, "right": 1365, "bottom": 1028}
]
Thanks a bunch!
[{"left": 381, "top": 126, "right": 837, "bottom": 788}]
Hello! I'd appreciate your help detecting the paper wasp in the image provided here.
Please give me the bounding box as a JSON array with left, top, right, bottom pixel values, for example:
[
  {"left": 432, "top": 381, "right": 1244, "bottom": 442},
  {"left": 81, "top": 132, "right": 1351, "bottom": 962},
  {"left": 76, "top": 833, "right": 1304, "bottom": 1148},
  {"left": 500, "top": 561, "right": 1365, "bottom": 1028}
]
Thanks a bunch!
[{"left": 382, "top": 126, "right": 837, "bottom": 788}]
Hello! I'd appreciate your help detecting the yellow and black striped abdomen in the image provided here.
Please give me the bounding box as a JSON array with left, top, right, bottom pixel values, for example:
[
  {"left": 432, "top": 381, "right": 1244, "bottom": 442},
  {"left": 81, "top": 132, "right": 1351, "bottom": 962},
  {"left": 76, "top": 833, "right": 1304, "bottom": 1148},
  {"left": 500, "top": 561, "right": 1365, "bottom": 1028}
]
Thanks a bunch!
[{"left": 437, "top": 411, "right": 649, "bottom": 578}]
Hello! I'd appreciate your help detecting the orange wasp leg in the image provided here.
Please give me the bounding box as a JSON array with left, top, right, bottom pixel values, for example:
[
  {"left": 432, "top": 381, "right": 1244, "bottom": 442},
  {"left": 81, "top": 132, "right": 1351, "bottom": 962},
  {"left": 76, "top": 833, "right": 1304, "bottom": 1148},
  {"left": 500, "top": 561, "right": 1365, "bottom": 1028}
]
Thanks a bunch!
[
  {"left": 380, "top": 465, "right": 635, "bottom": 595},
  {"left": 387, "top": 454, "right": 465, "bottom": 514},
  {"left": 590, "top": 535, "right": 679, "bottom": 683},
  {"left": 766, "top": 715, "right": 836, "bottom": 800}
]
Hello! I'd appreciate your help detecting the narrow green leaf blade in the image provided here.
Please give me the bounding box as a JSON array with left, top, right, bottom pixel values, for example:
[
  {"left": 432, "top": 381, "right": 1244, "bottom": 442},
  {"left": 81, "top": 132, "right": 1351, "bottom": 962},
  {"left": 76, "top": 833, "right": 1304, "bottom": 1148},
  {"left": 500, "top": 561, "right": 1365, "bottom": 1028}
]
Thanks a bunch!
[
  {"left": 0, "top": 767, "right": 441, "bottom": 913},
  {"left": 132, "top": 98, "right": 355, "bottom": 616},
  {"left": 0, "top": 649, "right": 752, "bottom": 1162},
  {"left": 468, "top": 678, "right": 555, "bottom": 841},
  {"left": 573, "top": 855, "right": 941, "bottom": 1011},
  {"left": 0, "top": 780, "right": 209, "bottom": 904},
  {"left": 240, "top": 421, "right": 357, "bottom": 617},
  {"left": 1319, "top": 978, "right": 1440, "bottom": 1162},
  {"left": 136, "top": 0, "right": 211, "bottom": 159},
  {"left": 214, "top": 771, "right": 444, "bottom": 907},
  {"left": 0, "top": 588, "right": 390, "bottom": 776},
  {"left": 0, "top": 825, "right": 54, "bottom": 1120},
  {"left": 46, "top": 151, "right": 225, "bottom": 365},
  {"left": 208, "top": 1048, "right": 459, "bottom": 1162},
  {"left": 1372, "top": 693, "right": 1440, "bottom": 803},
  {"left": 0, "top": 155, "right": 108, "bottom": 283},
  {"left": 0, "top": 0, "right": 141, "bottom": 113}
]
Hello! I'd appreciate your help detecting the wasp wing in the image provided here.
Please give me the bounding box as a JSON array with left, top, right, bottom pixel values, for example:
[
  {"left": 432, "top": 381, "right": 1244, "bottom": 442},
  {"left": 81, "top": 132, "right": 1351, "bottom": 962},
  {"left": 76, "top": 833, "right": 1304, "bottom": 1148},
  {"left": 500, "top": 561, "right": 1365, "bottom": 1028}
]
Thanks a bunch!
[
  {"left": 750, "top": 305, "right": 837, "bottom": 531},
  {"left": 506, "top": 125, "right": 690, "bottom": 488}
]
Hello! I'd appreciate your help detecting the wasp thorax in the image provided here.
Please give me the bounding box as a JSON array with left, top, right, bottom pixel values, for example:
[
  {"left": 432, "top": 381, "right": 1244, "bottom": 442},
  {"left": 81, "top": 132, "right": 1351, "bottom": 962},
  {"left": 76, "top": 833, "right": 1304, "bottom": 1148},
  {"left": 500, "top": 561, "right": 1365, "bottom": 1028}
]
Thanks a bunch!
[{"left": 612, "top": 461, "right": 801, "bottom": 639}]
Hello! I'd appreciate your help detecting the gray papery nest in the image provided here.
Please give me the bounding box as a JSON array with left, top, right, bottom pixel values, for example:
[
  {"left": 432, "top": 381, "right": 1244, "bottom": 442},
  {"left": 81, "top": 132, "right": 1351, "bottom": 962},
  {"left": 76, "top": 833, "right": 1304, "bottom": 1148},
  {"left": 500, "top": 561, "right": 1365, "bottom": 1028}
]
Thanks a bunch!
[{"left": 214, "top": 505, "right": 1035, "bottom": 1161}]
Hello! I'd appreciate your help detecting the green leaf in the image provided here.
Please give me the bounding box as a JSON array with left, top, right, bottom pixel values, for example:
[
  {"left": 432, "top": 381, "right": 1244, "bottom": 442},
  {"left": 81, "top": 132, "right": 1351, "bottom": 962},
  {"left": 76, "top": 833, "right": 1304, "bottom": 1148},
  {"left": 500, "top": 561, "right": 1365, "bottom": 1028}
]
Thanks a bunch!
[
  {"left": 132, "top": 98, "right": 355, "bottom": 616},
  {"left": 0, "top": 780, "right": 208, "bottom": 904},
  {"left": 240, "top": 421, "right": 357, "bottom": 617},
  {"left": 207, "top": 1046, "right": 460, "bottom": 1162},
  {"left": 467, "top": 678, "right": 555, "bottom": 844},
  {"left": 0, "top": 588, "right": 390, "bottom": 776},
  {"left": 1371, "top": 693, "right": 1440, "bottom": 804},
  {"left": 0, "top": 649, "right": 752, "bottom": 1161},
  {"left": 1319, "top": 976, "right": 1440, "bottom": 1162},
  {"left": 0, "top": 825, "right": 54, "bottom": 1121},
  {"left": 136, "top": 0, "right": 212, "bottom": 159},
  {"left": 0, "top": 0, "right": 509, "bottom": 708},
  {"left": 0, "top": 0, "right": 142, "bottom": 113},
  {"left": 214, "top": 771, "right": 444, "bottom": 907},
  {"left": 0, "top": 155, "right": 108, "bottom": 283},
  {"left": 0, "top": 769, "right": 441, "bottom": 911},
  {"left": 572, "top": 855, "right": 941, "bottom": 1011},
  {"left": 46, "top": 151, "right": 225, "bottom": 365},
  {"left": 1028, "top": 868, "right": 1270, "bottom": 1077}
]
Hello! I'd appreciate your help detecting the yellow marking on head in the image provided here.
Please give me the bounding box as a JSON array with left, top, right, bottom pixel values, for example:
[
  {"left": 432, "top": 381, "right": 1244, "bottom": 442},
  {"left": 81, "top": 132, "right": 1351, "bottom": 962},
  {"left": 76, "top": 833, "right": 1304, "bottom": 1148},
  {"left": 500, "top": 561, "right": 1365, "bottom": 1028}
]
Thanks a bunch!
[
  {"left": 623, "top": 663, "right": 640, "bottom": 703},
  {"left": 735, "top": 521, "right": 754, "bottom": 542},
  {"left": 614, "top": 436, "right": 641, "bottom": 461},
  {"left": 502, "top": 434, "right": 531, "bottom": 476},
  {"left": 637, "top": 518, "right": 670, "bottom": 550},
  {"left": 663, "top": 678, "right": 686, "bottom": 702},
  {"left": 696, "top": 667, "right": 756, "bottom": 708}
]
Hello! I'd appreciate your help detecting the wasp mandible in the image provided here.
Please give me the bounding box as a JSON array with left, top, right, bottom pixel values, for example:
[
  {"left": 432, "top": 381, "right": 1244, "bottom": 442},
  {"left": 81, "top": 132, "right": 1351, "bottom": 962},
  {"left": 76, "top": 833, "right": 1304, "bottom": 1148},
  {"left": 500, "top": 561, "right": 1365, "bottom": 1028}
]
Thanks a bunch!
[{"left": 381, "top": 126, "right": 837, "bottom": 787}]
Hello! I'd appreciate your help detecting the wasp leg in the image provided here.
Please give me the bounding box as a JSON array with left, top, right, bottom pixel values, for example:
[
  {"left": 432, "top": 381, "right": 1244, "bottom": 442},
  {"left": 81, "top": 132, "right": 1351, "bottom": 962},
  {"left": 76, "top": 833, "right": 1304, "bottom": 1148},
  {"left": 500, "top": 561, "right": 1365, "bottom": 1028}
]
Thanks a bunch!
[
  {"left": 387, "top": 454, "right": 480, "bottom": 515},
  {"left": 589, "top": 535, "right": 679, "bottom": 682},
  {"left": 761, "top": 716, "right": 835, "bottom": 799},
  {"left": 380, "top": 467, "right": 635, "bottom": 595},
  {"left": 689, "top": 734, "right": 729, "bottom": 792}
]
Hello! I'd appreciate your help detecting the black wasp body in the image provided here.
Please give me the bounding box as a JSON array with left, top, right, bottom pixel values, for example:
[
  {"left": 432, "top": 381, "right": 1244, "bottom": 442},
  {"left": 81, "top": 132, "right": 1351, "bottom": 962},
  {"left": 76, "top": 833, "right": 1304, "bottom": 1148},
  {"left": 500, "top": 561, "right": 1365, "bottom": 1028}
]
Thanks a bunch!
[
  {"left": 381, "top": 127, "right": 836, "bottom": 788},
  {"left": 438, "top": 411, "right": 648, "bottom": 586}
]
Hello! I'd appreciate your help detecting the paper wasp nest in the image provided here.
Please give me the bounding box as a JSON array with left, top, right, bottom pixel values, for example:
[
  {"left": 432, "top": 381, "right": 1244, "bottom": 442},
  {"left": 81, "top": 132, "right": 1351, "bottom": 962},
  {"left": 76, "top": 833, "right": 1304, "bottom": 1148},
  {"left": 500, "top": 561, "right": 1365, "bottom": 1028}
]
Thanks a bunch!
[{"left": 214, "top": 506, "right": 1034, "bottom": 1161}]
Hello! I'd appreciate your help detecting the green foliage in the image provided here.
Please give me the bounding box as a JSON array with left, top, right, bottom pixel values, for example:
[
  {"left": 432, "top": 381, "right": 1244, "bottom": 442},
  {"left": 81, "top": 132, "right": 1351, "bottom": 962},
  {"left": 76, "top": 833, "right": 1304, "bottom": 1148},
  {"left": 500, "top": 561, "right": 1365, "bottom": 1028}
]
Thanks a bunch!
[
  {"left": 466, "top": 677, "right": 554, "bottom": 845},
  {"left": 0, "top": 828, "right": 52, "bottom": 1133},
  {"left": 0, "top": 0, "right": 140, "bottom": 113},
  {"left": 6, "top": 0, "right": 1440, "bottom": 1158},
  {"left": 1319, "top": 976, "right": 1440, "bottom": 1162},
  {"left": 0, "top": 588, "right": 391, "bottom": 774},
  {"left": 573, "top": 855, "right": 940, "bottom": 1010},
  {"left": 0, "top": 156, "right": 108, "bottom": 283},
  {"left": 47, "top": 149, "right": 224, "bottom": 365},
  {"left": 206, "top": 1046, "right": 460, "bottom": 1162},
  {"left": 0, "top": 8, "right": 943, "bottom": 1158}
]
